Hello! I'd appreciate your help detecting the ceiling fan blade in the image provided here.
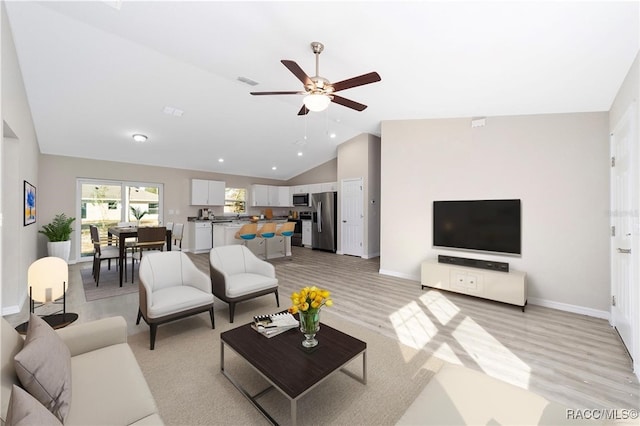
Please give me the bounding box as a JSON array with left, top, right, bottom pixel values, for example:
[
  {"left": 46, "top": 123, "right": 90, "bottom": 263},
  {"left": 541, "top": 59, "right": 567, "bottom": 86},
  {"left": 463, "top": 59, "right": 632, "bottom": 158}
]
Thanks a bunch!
[
  {"left": 250, "top": 91, "right": 301, "bottom": 96},
  {"left": 281, "top": 60, "right": 312, "bottom": 86},
  {"left": 297, "top": 105, "right": 309, "bottom": 116},
  {"left": 331, "top": 95, "right": 367, "bottom": 111},
  {"left": 331, "top": 72, "right": 381, "bottom": 93}
]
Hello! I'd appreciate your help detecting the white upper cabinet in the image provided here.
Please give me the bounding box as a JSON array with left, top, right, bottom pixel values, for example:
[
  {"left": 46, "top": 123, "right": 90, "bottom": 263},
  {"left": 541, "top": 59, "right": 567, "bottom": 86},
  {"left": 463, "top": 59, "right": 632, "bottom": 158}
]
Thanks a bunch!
[
  {"left": 191, "top": 179, "right": 225, "bottom": 205},
  {"left": 292, "top": 185, "right": 309, "bottom": 194},
  {"left": 321, "top": 182, "right": 338, "bottom": 192},
  {"left": 251, "top": 184, "right": 270, "bottom": 206},
  {"left": 308, "top": 183, "right": 322, "bottom": 195},
  {"left": 251, "top": 184, "right": 291, "bottom": 207},
  {"left": 277, "top": 186, "right": 291, "bottom": 207}
]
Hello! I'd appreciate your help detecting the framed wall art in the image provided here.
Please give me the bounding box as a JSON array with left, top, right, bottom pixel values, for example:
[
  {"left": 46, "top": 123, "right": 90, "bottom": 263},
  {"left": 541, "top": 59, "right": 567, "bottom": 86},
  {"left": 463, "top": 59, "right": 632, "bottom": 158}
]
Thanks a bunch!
[{"left": 24, "top": 180, "right": 36, "bottom": 226}]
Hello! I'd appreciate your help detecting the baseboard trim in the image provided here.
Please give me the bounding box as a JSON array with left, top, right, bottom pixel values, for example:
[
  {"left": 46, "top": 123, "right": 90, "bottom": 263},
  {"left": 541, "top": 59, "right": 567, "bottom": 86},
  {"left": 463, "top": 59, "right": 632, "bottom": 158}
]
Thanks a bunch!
[
  {"left": 379, "top": 269, "right": 420, "bottom": 281},
  {"left": 527, "top": 297, "right": 610, "bottom": 320},
  {"left": 363, "top": 252, "right": 380, "bottom": 260},
  {"left": 2, "top": 305, "right": 21, "bottom": 316}
]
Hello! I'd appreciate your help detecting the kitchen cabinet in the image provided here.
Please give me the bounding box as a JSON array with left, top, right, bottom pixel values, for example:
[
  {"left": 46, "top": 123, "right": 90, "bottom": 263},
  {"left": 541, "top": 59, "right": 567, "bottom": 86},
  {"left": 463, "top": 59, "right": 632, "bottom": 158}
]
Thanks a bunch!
[
  {"left": 302, "top": 220, "right": 312, "bottom": 246},
  {"left": 189, "top": 221, "right": 212, "bottom": 253},
  {"left": 191, "top": 179, "right": 225, "bottom": 206},
  {"left": 292, "top": 185, "right": 309, "bottom": 194},
  {"left": 321, "top": 181, "right": 338, "bottom": 192},
  {"left": 251, "top": 185, "right": 291, "bottom": 207},
  {"left": 308, "top": 183, "right": 322, "bottom": 195},
  {"left": 251, "top": 184, "right": 270, "bottom": 206}
]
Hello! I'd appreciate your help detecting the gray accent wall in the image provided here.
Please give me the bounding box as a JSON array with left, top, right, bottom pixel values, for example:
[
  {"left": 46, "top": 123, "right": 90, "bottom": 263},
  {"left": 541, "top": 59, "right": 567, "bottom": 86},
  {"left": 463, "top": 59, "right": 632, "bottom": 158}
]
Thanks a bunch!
[{"left": 380, "top": 112, "right": 610, "bottom": 315}]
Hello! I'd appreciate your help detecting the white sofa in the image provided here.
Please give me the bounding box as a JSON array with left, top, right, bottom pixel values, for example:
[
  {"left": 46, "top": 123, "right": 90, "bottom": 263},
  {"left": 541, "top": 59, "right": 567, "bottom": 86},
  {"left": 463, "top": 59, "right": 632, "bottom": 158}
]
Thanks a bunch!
[
  {"left": 397, "top": 362, "right": 599, "bottom": 425},
  {"left": 1, "top": 316, "right": 163, "bottom": 425}
]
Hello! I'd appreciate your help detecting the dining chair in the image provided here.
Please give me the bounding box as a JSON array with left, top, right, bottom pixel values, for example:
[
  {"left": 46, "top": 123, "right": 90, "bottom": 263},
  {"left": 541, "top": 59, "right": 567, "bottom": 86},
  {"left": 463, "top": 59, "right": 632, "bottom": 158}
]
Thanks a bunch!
[
  {"left": 171, "top": 223, "right": 184, "bottom": 251},
  {"left": 90, "top": 225, "right": 121, "bottom": 286},
  {"left": 130, "top": 227, "right": 166, "bottom": 283}
]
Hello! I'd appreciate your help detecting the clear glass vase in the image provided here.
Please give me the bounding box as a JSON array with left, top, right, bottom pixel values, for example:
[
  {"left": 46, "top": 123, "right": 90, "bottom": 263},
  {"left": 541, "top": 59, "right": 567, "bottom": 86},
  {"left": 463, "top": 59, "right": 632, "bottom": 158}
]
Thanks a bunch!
[{"left": 299, "top": 310, "right": 320, "bottom": 348}]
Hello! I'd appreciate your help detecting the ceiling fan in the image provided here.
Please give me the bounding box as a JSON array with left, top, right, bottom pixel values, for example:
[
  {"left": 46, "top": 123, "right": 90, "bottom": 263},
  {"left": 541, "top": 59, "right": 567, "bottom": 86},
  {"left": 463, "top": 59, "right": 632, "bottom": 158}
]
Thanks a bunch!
[{"left": 250, "top": 42, "right": 381, "bottom": 115}]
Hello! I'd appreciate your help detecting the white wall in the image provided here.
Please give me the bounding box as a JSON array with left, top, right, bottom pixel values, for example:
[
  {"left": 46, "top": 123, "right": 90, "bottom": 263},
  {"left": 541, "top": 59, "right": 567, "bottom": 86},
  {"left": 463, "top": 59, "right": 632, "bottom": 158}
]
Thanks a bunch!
[
  {"left": 380, "top": 112, "right": 610, "bottom": 315},
  {"left": 1, "top": 3, "right": 41, "bottom": 315}
]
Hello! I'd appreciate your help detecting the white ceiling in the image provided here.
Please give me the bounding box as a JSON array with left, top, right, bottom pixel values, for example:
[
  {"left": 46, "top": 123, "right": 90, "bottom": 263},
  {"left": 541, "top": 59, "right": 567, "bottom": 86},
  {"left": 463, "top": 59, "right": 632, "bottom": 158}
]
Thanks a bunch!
[{"left": 5, "top": 1, "right": 639, "bottom": 180}]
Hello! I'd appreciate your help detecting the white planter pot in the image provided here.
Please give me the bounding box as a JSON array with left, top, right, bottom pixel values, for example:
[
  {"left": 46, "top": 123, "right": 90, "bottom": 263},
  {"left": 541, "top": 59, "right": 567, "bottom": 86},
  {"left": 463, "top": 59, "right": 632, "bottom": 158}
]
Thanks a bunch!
[{"left": 47, "top": 240, "right": 71, "bottom": 263}]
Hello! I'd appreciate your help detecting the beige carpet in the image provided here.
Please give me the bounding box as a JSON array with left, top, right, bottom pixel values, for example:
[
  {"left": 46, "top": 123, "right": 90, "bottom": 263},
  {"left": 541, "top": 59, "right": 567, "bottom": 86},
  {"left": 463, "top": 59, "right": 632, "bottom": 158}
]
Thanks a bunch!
[{"left": 128, "top": 306, "right": 444, "bottom": 426}]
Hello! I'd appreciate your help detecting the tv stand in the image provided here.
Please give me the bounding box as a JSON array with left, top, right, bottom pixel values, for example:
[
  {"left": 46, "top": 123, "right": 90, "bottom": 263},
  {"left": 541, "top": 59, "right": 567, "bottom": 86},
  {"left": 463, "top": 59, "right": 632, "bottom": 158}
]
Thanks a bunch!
[{"left": 421, "top": 260, "right": 527, "bottom": 311}]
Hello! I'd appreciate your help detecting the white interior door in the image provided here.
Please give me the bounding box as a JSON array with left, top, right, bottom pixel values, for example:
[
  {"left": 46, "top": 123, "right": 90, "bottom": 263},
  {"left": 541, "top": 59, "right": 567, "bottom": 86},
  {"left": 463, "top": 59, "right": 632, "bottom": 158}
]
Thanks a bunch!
[
  {"left": 341, "top": 178, "right": 363, "bottom": 257},
  {"left": 610, "top": 102, "right": 638, "bottom": 367}
]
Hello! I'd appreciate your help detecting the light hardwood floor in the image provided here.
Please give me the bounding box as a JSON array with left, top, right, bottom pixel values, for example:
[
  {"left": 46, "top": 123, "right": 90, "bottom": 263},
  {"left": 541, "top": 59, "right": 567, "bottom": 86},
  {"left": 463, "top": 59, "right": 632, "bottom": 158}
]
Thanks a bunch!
[{"left": 6, "top": 247, "right": 639, "bottom": 412}]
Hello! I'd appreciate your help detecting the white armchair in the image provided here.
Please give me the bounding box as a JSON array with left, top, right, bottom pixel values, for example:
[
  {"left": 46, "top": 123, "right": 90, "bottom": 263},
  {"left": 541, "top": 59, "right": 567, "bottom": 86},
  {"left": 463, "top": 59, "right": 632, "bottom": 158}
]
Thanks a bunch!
[
  {"left": 209, "top": 245, "right": 279, "bottom": 323},
  {"left": 137, "top": 251, "right": 214, "bottom": 349}
]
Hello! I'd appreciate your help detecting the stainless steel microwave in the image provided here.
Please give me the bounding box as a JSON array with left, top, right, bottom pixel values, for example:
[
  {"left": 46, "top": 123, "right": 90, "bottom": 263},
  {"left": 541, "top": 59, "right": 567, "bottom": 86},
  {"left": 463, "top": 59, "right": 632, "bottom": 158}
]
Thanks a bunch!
[{"left": 292, "top": 193, "right": 309, "bottom": 206}]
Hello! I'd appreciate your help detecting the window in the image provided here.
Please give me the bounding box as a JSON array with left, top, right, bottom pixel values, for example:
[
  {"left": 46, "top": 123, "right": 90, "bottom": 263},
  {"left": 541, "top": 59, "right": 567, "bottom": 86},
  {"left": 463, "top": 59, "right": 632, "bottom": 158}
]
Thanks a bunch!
[
  {"left": 224, "top": 188, "right": 246, "bottom": 214},
  {"left": 77, "top": 180, "right": 163, "bottom": 259}
]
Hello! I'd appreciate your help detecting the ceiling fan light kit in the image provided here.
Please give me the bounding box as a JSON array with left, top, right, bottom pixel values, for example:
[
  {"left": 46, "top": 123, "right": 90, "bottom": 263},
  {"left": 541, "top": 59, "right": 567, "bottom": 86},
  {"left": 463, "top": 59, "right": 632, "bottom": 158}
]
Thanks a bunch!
[
  {"left": 303, "top": 93, "right": 331, "bottom": 112},
  {"left": 250, "top": 41, "right": 381, "bottom": 115}
]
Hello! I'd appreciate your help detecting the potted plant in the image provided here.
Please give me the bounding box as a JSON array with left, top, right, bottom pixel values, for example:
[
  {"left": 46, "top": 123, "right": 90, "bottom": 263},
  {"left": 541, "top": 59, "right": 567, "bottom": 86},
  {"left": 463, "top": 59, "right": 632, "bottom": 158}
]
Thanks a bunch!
[
  {"left": 39, "top": 213, "right": 76, "bottom": 263},
  {"left": 130, "top": 206, "right": 147, "bottom": 227}
]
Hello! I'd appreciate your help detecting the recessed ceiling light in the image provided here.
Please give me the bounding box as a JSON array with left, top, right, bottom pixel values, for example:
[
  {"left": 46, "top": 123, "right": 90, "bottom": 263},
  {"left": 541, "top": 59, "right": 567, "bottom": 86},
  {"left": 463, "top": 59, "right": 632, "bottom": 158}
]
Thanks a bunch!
[
  {"left": 132, "top": 134, "right": 148, "bottom": 143},
  {"left": 218, "top": 158, "right": 224, "bottom": 163},
  {"left": 297, "top": 152, "right": 303, "bottom": 156},
  {"left": 329, "top": 132, "right": 336, "bottom": 139},
  {"left": 272, "top": 166, "right": 277, "bottom": 170}
]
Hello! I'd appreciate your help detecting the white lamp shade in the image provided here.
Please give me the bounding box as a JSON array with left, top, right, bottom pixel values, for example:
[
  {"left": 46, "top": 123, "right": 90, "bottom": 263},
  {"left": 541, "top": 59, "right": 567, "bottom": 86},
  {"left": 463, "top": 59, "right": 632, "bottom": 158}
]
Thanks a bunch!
[
  {"left": 303, "top": 93, "right": 331, "bottom": 112},
  {"left": 28, "top": 257, "right": 68, "bottom": 303}
]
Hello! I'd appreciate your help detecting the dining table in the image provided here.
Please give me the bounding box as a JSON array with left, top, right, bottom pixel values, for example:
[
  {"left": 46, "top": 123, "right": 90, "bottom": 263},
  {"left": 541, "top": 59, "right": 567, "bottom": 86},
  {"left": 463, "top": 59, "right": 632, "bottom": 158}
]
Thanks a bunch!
[{"left": 107, "top": 226, "right": 172, "bottom": 287}]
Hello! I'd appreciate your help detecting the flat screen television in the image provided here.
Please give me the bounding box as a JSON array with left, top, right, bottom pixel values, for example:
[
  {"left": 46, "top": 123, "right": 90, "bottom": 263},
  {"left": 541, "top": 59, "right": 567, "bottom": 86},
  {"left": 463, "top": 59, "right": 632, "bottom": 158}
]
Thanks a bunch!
[{"left": 433, "top": 199, "right": 521, "bottom": 255}]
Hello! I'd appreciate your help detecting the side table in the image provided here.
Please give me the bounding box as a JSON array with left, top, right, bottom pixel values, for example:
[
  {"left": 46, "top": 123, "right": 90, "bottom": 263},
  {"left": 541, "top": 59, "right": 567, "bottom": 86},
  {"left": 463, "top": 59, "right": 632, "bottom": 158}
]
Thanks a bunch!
[{"left": 15, "top": 313, "right": 79, "bottom": 335}]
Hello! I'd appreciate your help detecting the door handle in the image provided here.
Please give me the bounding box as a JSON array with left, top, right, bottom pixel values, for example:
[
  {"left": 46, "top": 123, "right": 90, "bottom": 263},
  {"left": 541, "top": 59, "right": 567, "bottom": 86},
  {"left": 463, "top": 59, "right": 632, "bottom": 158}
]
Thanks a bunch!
[
  {"left": 342, "top": 220, "right": 347, "bottom": 223},
  {"left": 617, "top": 248, "right": 632, "bottom": 254}
]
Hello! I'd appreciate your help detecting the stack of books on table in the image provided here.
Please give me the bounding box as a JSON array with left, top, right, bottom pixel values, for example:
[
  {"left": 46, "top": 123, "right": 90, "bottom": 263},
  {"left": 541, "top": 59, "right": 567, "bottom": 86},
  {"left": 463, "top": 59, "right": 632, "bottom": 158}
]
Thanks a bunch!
[{"left": 251, "top": 311, "right": 299, "bottom": 338}]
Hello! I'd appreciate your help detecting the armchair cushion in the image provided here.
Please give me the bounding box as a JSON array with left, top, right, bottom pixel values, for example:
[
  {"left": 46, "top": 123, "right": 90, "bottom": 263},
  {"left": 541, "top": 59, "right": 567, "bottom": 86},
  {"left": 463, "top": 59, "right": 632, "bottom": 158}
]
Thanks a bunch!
[
  {"left": 226, "top": 274, "right": 278, "bottom": 298},
  {"left": 148, "top": 286, "right": 215, "bottom": 318},
  {"left": 13, "top": 315, "right": 71, "bottom": 422}
]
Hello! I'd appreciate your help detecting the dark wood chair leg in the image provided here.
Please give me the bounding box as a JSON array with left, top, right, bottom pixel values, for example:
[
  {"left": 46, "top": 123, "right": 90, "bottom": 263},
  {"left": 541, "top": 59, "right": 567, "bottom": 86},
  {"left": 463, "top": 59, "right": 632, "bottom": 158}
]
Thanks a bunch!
[
  {"left": 229, "top": 302, "right": 236, "bottom": 323},
  {"left": 150, "top": 323, "right": 157, "bottom": 350},
  {"left": 209, "top": 307, "right": 215, "bottom": 329},
  {"left": 95, "top": 261, "right": 101, "bottom": 286},
  {"left": 274, "top": 289, "right": 280, "bottom": 307},
  {"left": 136, "top": 308, "right": 142, "bottom": 325}
]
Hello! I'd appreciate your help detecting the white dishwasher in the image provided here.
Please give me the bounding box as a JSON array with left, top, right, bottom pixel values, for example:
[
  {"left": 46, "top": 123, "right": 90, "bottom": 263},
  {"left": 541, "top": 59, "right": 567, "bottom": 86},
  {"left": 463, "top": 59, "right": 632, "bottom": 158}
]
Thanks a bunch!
[{"left": 191, "top": 221, "right": 212, "bottom": 254}]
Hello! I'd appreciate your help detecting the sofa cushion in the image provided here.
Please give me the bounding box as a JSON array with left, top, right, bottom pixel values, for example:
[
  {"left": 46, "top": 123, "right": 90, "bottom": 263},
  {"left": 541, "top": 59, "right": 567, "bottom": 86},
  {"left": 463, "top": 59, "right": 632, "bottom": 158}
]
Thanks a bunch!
[
  {"left": 13, "top": 314, "right": 71, "bottom": 422},
  {"left": 1, "top": 318, "right": 25, "bottom": 423},
  {"left": 226, "top": 273, "right": 278, "bottom": 298},
  {"left": 5, "top": 385, "right": 62, "bottom": 426},
  {"left": 147, "top": 285, "right": 213, "bottom": 318},
  {"left": 64, "top": 343, "right": 158, "bottom": 426}
]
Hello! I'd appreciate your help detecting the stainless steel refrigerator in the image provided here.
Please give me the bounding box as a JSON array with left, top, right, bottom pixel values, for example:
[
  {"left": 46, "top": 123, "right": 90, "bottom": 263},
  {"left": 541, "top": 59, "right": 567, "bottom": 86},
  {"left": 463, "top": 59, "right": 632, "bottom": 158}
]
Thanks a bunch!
[{"left": 311, "top": 191, "right": 337, "bottom": 252}]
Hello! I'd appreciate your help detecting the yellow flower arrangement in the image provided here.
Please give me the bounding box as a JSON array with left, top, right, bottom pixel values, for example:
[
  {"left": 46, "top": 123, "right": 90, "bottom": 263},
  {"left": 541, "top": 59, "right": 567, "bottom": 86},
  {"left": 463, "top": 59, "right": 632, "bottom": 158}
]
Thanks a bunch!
[{"left": 288, "top": 285, "right": 333, "bottom": 315}]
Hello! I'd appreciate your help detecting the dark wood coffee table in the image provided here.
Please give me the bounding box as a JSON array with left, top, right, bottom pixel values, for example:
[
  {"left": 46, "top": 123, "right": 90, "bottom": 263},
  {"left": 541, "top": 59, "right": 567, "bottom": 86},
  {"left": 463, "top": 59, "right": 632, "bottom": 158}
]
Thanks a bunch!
[{"left": 220, "top": 321, "right": 366, "bottom": 425}]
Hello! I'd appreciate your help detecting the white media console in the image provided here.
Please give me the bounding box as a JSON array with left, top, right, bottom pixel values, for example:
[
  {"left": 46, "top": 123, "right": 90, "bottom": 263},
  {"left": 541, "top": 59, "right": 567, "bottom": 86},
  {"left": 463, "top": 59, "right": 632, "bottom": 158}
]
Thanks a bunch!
[{"left": 421, "top": 259, "right": 527, "bottom": 311}]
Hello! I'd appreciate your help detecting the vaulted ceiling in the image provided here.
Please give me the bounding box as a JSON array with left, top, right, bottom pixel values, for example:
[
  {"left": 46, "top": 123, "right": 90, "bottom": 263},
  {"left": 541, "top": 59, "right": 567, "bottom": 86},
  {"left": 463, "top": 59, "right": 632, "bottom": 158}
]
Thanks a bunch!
[{"left": 5, "top": 1, "right": 639, "bottom": 179}]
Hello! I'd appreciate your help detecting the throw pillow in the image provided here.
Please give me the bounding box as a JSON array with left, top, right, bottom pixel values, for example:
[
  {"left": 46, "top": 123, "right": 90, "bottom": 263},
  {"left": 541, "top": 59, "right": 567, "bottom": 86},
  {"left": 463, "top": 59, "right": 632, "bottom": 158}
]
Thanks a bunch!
[
  {"left": 5, "top": 385, "right": 62, "bottom": 426},
  {"left": 13, "top": 314, "right": 71, "bottom": 422}
]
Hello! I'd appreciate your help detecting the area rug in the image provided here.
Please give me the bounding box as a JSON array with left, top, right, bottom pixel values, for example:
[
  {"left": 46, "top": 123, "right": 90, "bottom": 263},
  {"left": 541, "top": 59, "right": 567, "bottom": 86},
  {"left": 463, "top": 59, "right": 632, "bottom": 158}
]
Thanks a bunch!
[
  {"left": 80, "top": 263, "right": 138, "bottom": 301},
  {"left": 128, "top": 309, "right": 444, "bottom": 426}
]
